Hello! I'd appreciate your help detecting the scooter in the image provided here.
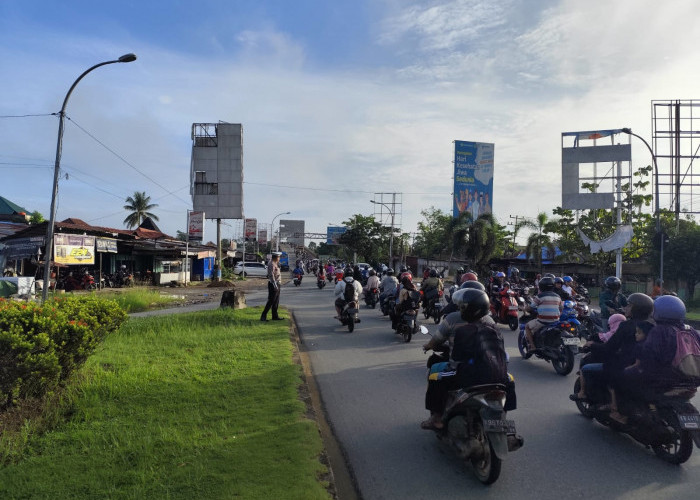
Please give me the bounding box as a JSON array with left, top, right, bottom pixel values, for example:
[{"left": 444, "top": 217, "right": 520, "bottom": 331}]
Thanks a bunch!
[
  {"left": 421, "top": 288, "right": 443, "bottom": 324},
  {"left": 81, "top": 271, "right": 97, "bottom": 290},
  {"left": 490, "top": 288, "right": 520, "bottom": 331},
  {"left": 364, "top": 287, "right": 379, "bottom": 308},
  {"left": 293, "top": 272, "right": 303, "bottom": 287},
  {"left": 317, "top": 275, "right": 326, "bottom": 289},
  {"left": 338, "top": 300, "right": 360, "bottom": 332}
]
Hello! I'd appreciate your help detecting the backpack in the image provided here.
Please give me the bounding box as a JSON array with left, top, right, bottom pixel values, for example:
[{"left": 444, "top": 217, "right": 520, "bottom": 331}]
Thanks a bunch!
[
  {"left": 452, "top": 323, "right": 508, "bottom": 385},
  {"left": 672, "top": 324, "right": 700, "bottom": 379},
  {"left": 344, "top": 281, "right": 356, "bottom": 302}
]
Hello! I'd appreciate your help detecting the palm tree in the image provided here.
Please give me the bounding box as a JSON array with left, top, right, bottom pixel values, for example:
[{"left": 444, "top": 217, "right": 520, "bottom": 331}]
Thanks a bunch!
[
  {"left": 522, "top": 212, "right": 556, "bottom": 273},
  {"left": 465, "top": 213, "right": 500, "bottom": 275},
  {"left": 446, "top": 211, "right": 473, "bottom": 259},
  {"left": 123, "top": 191, "right": 159, "bottom": 229}
]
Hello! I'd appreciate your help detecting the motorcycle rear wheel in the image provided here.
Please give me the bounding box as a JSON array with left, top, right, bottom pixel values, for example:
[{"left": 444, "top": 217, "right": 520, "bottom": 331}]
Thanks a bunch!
[
  {"left": 401, "top": 326, "right": 412, "bottom": 343},
  {"left": 553, "top": 346, "right": 575, "bottom": 375},
  {"left": 508, "top": 316, "right": 519, "bottom": 331},
  {"left": 433, "top": 312, "right": 441, "bottom": 324},
  {"left": 471, "top": 421, "right": 502, "bottom": 485},
  {"left": 517, "top": 330, "right": 528, "bottom": 358},
  {"left": 652, "top": 413, "right": 694, "bottom": 464},
  {"left": 347, "top": 319, "right": 355, "bottom": 332}
]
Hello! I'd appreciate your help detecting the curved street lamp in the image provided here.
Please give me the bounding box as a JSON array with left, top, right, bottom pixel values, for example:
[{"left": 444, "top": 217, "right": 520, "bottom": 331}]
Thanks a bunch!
[
  {"left": 272, "top": 211, "right": 291, "bottom": 253},
  {"left": 621, "top": 127, "right": 664, "bottom": 285},
  {"left": 370, "top": 200, "right": 394, "bottom": 267},
  {"left": 42, "top": 54, "right": 137, "bottom": 302}
]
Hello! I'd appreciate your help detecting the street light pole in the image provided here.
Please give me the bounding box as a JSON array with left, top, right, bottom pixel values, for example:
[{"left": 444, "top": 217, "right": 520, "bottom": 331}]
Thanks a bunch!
[
  {"left": 370, "top": 200, "right": 394, "bottom": 268},
  {"left": 272, "top": 211, "right": 291, "bottom": 253},
  {"left": 621, "top": 127, "right": 664, "bottom": 285},
  {"left": 42, "top": 54, "right": 137, "bottom": 303}
]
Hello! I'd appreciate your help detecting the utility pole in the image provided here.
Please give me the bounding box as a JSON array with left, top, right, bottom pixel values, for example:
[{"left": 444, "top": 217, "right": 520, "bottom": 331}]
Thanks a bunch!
[{"left": 508, "top": 215, "right": 523, "bottom": 256}]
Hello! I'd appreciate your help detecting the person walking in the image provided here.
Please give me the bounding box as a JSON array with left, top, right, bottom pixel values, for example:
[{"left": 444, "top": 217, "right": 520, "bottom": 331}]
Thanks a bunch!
[{"left": 261, "top": 252, "right": 284, "bottom": 321}]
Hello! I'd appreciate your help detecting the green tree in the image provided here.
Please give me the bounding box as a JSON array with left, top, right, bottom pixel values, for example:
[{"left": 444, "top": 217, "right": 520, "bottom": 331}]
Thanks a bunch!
[
  {"left": 413, "top": 207, "right": 452, "bottom": 258},
  {"left": 123, "top": 192, "right": 159, "bottom": 229},
  {"left": 465, "top": 213, "right": 503, "bottom": 276},
  {"left": 522, "top": 212, "right": 557, "bottom": 273},
  {"left": 176, "top": 230, "right": 188, "bottom": 242},
  {"left": 338, "top": 214, "right": 387, "bottom": 263},
  {"left": 29, "top": 211, "right": 45, "bottom": 224}
]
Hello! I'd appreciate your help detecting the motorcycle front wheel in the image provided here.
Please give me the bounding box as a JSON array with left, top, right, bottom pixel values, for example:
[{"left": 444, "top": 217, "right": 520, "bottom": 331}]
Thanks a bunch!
[
  {"left": 572, "top": 378, "right": 595, "bottom": 418},
  {"left": 653, "top": 412, "right": 694, "bottom": 464},
  {"left": 552, "top": 346, "right": 575, "bottom": 375},
  {"left": 517, "top": 330, "right": 528, "bottom": 358},
  {"left": 471, "top": 421, "right": 502, "bottom": 485}
]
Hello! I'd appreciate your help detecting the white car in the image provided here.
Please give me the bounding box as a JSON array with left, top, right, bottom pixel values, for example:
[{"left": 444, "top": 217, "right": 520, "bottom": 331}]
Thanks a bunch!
[{"left": 233, "top": 262, "right": 267, "bottom": 277}]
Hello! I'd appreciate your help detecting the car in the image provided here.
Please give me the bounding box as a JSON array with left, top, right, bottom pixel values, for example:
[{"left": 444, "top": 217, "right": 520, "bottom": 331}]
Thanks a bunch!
[
  {"left": 233, "top": 262, "right": 267, "bottom": 277},
  {"left": 356, "top": 263, "right": 373, "bottom": 271}
]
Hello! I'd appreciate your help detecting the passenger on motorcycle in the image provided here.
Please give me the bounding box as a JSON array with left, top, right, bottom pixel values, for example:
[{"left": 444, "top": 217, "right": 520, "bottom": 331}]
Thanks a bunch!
[
  {"left": 421, "top": 269, "right": 443, "bottom": 302},
  {"left": 334, "top": 268, "right": 362, "bottom": 318},
  {"left": 379, "top": 268, "right": 399, "bottom": 307},
  {"left": 420, "top": 288, "right": 503, "bottom": 430},
  {"left": 391, "top": 273, "right": 417, "bottom": 329},
  {"left": 455, "top": 267, "right": 465, "bottom": 285},
  {"left": 363, "top": 269, "right": 380, "bottom": 293},
  {"left": 553, "top": 277, "right": 571, "bottom": 300},
  {"left": 562, "top": 275, "right": 574, "bottom": 297},
  {"left": 524, "top": 276, "right": 563, "bottom": 353},
  {"left": 317, "top": 262, "right": 326, "bottom": 280},
  {"left": 599, "top": 276, "right": 628, "bottom": 330},
  {"left": 441, "top": 280, "right": 485, "bottom": 317}
]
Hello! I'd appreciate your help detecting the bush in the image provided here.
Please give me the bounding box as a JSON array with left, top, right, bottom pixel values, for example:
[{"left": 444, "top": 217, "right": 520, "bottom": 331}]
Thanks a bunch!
[{"left": 0, "top": 297, "right": 127, "bottom": 409}]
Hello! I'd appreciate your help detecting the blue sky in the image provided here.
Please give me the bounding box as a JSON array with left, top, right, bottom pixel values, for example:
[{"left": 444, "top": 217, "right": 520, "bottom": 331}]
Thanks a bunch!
[{"left": 1, "top": 0, "right": 699, "bottom": 245}]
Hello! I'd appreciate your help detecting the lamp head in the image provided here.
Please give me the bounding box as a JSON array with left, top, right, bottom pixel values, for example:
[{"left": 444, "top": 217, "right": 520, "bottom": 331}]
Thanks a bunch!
[
  {"left": 621, "top": 128, "right": 632, "bottom": 134},
  {"left": 118, "top": 53, "right": 137, "bottom": 63}
]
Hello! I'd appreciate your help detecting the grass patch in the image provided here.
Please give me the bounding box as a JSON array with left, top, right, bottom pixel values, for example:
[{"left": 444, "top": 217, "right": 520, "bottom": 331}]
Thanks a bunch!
[
  {"left": 0, "top": 308, "right": 329, "bottom": 500},
  {"left": 98, "top": 289, "right": 183, "bottom": 313}
]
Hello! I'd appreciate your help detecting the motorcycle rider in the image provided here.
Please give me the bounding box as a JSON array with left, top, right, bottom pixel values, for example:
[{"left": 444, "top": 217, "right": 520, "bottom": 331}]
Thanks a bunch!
[
  {"left": 524, "top": 276, "right": 563, "bottom": 353},
  {"left": 363, "top": 269, "right": 381, "bottom": 295},
  {"left": 392, "top": 272, "right": 418, "bottom": 330},
  {"left": 334, "top": 267, "right": 363, "bottom": 318},
  {"left": 421, "top": 269, "right": 443, "bottom": 307},
  {"left": 553, "top": 277, "right": 571, "bottom": 300},
  {"left": 489, "top": 271, "right": 506, "bottom": 315},
  {"left": 379, "top": 268, "right": 399, "bottom": 309},
  {"left": 562, "top": 275, "right": 574, "bottom": 297},
  {"left": 599, "top": 276, "right": 628, "bottom": 330},
  {"left": 455, "top": 267, "right": 465, "bottom": 285},
  {"left": 420, "top": 288, "right": 505, "bottom": 430},
  {"left": 292, "top": 263, "right": 305, "bottom": 284}
]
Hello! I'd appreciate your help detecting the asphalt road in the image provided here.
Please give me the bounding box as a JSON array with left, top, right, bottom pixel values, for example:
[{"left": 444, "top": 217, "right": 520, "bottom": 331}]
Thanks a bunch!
[{"left": 283, "top": 277, "right": 700, "bottom": 500}]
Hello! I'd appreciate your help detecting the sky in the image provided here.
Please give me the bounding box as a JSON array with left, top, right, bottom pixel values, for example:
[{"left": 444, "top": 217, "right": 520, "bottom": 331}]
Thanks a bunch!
[{"left": 1, "top": 0, "right": 699, "bottom": 246}]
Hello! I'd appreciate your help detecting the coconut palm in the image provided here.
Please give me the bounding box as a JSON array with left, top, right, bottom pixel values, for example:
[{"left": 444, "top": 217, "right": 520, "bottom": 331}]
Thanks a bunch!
[
  {"left": 522, "top": 212, "right": 557, "bottom": 273},
  {"left": 123, "top": 191, "right": 159, "bottom": 229},
  {"left": 465, "top": 213, "right": 500, "bottom": 275}
]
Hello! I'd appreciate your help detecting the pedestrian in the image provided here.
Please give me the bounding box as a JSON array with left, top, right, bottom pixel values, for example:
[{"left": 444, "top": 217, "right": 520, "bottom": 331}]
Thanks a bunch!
[{"left": 261, "top": 252, "right": 284, "bottom": 321}]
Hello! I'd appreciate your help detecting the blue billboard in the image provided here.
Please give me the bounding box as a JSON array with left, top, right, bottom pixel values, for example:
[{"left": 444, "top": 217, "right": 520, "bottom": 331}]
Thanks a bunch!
[
  {"left": 326, "top": 226, "right": 347, "bottom": 245},
  {"left": 453, "top": 141, "right": 494, "bottom": 219}
]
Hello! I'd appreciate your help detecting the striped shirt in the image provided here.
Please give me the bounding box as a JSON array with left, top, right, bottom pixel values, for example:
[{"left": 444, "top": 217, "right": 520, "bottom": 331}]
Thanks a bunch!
[{"left": 534, "top": 291, "right": 562, "bottom": 323}]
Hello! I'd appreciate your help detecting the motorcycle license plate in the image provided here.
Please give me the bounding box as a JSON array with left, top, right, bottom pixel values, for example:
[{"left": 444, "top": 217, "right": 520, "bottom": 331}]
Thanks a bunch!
[
  {"left": 679, "top": 414, "right": 700, "bottom": 430},
  {"left": 484, "top": 419, "right": 516, "bottom": 434},
  {"left": 563, "top": 337, "right": 580, "bottom": 346},
  {"left": 508, "top": 306, "right": 518, "bottom": 310}
]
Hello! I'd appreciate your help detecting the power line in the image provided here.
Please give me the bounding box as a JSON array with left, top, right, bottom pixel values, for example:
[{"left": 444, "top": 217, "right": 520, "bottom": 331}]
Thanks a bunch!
[{"left": 0, "top": 113, "right": 54, "bottom": 118}]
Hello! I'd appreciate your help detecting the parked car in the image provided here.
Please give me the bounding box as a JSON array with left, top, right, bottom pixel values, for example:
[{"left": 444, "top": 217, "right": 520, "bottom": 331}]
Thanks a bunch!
[{"left": 233, "top": 262, "right": 267, "bottom": 277}]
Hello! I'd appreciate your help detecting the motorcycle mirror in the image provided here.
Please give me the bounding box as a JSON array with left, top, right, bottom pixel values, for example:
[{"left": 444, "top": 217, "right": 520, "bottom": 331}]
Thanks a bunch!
[{"left": 420, "top": 325, "right": 429, "bottom": 335}]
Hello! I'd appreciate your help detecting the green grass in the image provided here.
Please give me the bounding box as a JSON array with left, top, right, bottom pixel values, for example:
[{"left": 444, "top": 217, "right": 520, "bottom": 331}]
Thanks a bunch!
[
  {"left": 0, "top": 308, "right": 329, "bottom": 500},
  {"left": 98, "top": 289, "right": 183, "bottom": 313}
]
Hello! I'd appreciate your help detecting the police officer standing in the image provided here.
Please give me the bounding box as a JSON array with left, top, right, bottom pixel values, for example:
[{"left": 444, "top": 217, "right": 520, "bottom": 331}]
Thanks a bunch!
[{"left": 261, "top": 252, "right": 284, "bottom": 321}]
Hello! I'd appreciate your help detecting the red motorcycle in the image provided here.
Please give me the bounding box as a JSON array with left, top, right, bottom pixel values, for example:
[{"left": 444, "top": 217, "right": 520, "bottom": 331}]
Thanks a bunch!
[
  {"left": 81, "top": 271, "right": 97, "bottom": 290},
  {"left": 489, "top": 287, "right": 519, "bottom": 330}
]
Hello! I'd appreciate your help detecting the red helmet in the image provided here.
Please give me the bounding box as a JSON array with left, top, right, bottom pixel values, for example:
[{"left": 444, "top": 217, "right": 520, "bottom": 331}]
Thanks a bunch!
[
  {"left": 463, "top": 272, "right": 478, "bottom": 282},
  {"left": 400, "top": 272, "right": 413, "bottom": 282}
]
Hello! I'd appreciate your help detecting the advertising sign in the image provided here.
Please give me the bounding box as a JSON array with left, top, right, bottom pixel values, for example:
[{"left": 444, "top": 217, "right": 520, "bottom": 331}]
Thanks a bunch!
[
  {"left": 54, "top": 234, "right": 95, "bottom": 265},
  {"left": 188, "top": 211, "right": 204, "bottom": 242},
  {"left": 96, "top": 238, "right": 118, "bottom": 253},
  {"left": 327, "top": 226, "right": 347, "bottom": 245},
  {"left": 245, "top": 218, "right": 257, "bottom": 241},
  {"left": 258, "top": 229, "right": 268, "bottom": 245},
  {"left": 453, "top": 141, "right": 494, "bottom": 219}
]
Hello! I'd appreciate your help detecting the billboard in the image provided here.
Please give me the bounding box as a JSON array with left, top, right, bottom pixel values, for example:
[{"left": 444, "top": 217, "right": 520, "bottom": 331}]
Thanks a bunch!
[
  {"left": 327, "top": 226, "right": 347, "bottom": 245},
  {"left": 245, "top": 218, "right": 257, "bottom": 241},
  {"left": 188, "top": 211, "right": 204, "bottom": 242},
  {"left": 453, "top": 141, "right": 494, "bottom": 219},
  {"left": 258, "top": 229, "right": 268, "bottom": 245},
  {"left": 54, "top": 234, "right": 95, "bottom": 265}
]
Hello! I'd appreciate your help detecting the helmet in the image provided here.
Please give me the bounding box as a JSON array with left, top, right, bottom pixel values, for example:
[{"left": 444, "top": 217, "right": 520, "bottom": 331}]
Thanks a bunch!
[
  {"left": 511, "top": 267, "right": 520, "bottom": 275},
  {"left": 627, "top": 293, "right": 654, "bottom": 319},
  {"left": 386, "top": 268, "right": 394, "bottom": 275},
  {"left": 400, "top": 266, "right": 408, "bottom": 273},
  {"left": 653, "top": 295, "right": 686, "bottom": 322},
  {"left": 344, "top": 267, "right": 353, "bottom": 276},
  {"left": 554, "top": 277, "right": 564, "bottom": 285},
  {"left": 452, "top": 288, "right": 490, "bottom": 322},
  {"left": 543, "top": 273, "right": 555, "bottom": 279},
  {"left": 563, "top": 276, "right": 573, "bottom": 283},
  {"left": 463, "top": 272, "right": 478, "bottom": 282},
  {"left": 502, "top": 281, "right": 511, "bottom": 288},
  {"left": 369, "top": 269, "right": 376, "bottom": 276},
  {"left": 563, "top": 300, "right": 575, "bottom": 309},
  {"left": 343, "top": 275, "right": 354, "bottom": 283},
  {"left": 460, "top": 280, "right": 485, "bottom": 291},
  {"left": 457, "top": 267, "right": 465, "bottom": 273},
  {"left": 400, "top": 272, "right": 413, "bottom": 282},
  {"left": 429, "top": 269, "right": 437, "bottom": 278},
  {"left": 538, "top": 276, "right": 555, "bottom": 292},
  {"left": 604, "top": 276, "right": 621, "bottom": 291},
  {"left": 495, "top": 271, "right": 505, "bottom": 278}
]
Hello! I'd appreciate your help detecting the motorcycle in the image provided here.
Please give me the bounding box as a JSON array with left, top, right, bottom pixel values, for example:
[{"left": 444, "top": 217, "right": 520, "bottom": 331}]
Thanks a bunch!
[
  {"left": 422, "top": 330, "right": 523, "bottom": 484},
  {"left": 338, "top": 300, "right": 360, "bottom": 332},
  {"left": 518, "top": 308, "right": 579, "bottom": 375},
  {"left": 572, "top": 374, "right": 700, "bottom": 464},
  {"left": 293, "top": 272, "right": 303, "bottom": 287},
  {"left": 393, "top": 290, "right": 422, "bottom": 342},
  {"left": 489, "top": 288, "right": 520, "bottom": 331},
  {"left": 380, "top": 293, "right": 396, "bottom": 317},
  {"left": 81, "top": 271, "right": 97, "bottom": 291},
  {"left": 317, "top": 276, "right": 326, "bottom": 289},
  {"left": 364, "top": 287, "right": 379, "bottom": 308},
  {"left": 421, "top": 288, "right": 443, "bottom": 324}
]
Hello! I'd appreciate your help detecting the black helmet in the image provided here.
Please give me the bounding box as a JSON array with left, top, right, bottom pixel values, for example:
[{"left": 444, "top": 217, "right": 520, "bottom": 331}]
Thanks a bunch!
[
  {"left": 369, "top": 269, "right": 376, "bottom": 276},
  {"left": 554, "top": 277, "right": 564, "bottom": 285},
  {"left": 429, "top": 269, "right": 437, "bottom": 278},
  {"left": 344, "top": 267, "right": 353, "bottom": 276},
  {"left": 543, "top": 273, "right": 555, "bottom": 279},
  {"left": 386, "top": 268, "right": 394, "bottom": 275},
  {"left": 453, "top": 288, "right": 490, "bottom": 322},
  {"left": 604, "top": 276, "right": 621, "bottom": 292},
  {"left": 653, "top": 295, "right": 686, "bottom": 322},
  {"left": 627, "top": 293, "right": 653, "bottom": 320},
  {"left": 460, "top": 280, "right": 485, "bottom": 291},
  {"left": 400, "top": 266, "right": 408, "bottom": 273},
  {"left": 538, "top": 276, "right": 555, "bottom": 292}
]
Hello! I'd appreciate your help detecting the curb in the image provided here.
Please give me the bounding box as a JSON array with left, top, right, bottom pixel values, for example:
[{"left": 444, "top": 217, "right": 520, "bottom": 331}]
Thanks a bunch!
[{"left": 290, "top": 311, "right": 361, "bottom": 500}]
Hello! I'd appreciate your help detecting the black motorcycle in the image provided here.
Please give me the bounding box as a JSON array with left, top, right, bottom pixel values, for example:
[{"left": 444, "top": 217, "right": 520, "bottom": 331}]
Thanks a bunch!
[
  {"left": 421, "top": 288, "right": 443, "bottom": 324},
  {"left": 393, "top": 291, "right": 422, "bottom": 342},
  {"left": 317, "top": 276, "right": 326, "bottom": 289},
  {"left": 572, "top": 376, "right": 700, "bottom": 464},
  {"left": 338, "top": 300, "right": 359, "bottom": 332},
  {"left": 518, "top": 311, "right": 579, "bottom": 375},
  {"left": 380, "top": 294, "right": 396, "bottom": 317},
  {"left": 364, "top": 287, "right": 379, "bottom": 308}
]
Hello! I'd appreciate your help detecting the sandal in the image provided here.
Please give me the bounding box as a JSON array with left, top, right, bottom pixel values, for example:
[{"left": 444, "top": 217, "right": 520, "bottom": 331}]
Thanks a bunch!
[
  {"left": 420, "top": 418, "right": 444, "bottom": 431},
  {"left": 608, "top": 411, "right": 628, "bottom": 425},
  {"left": 569, "top": 393, "right": 587, "bottom": 402}
]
